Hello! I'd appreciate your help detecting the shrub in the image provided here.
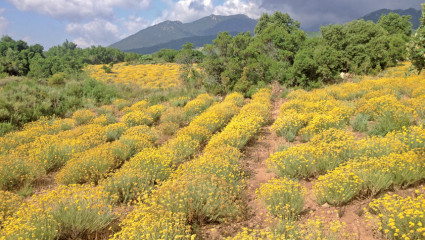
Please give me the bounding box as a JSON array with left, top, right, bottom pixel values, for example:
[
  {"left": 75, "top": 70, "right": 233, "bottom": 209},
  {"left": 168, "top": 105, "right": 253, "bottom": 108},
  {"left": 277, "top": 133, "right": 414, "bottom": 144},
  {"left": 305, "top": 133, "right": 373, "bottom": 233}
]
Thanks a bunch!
[
  {"left": 122, "top": 110, "right": 153, "bottom": 127},
  {"left": 0, "top": 190, "right": 23, "bottom": 226},
  {"left": 48, "top": 72, "right": 66, "bottom": 85},
  {"left": 0, "top": 122, "right": 14, "bottom": 137},
  {"left": 350, "top": 113, "right": 369, "bottom": 132},
  {"left": 366, "top": 188, "right": 425, "bottom": 240},
  {"left": 272, "top": 109, "right": 306, "bottom": 141},
  {"left": 0, "top": 185, "right": 116, "bottom": 239},
  {"left": 257, "top": 177, "right": 305, "bottom": 220},
  {"left": 105, "top": 122, "right": 128, "bottom": 142},
  {"left": 71, "top": 109, "right": 96, "bottom": 125}
]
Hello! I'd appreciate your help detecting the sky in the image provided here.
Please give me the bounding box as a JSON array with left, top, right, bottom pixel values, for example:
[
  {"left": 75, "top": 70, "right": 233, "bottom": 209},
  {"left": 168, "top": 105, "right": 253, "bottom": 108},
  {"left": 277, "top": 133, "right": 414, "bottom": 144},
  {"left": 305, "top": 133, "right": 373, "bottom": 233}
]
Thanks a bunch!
[{"left": 0, "top": 0, "right": 423, "bottom": 49}]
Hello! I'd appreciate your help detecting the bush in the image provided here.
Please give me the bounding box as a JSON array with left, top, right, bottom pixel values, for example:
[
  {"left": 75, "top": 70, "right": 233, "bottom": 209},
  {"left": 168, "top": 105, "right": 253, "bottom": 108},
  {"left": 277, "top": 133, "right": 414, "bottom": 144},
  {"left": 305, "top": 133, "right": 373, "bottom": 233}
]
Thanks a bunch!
[
  {"left": 257, "top": 177, "right": 306, "bottom": 220},
  {"left": 48, "top": 72, "right": 66, "bottom": 85},
  {"left": 122, "top": 111, "right": 153, "bottom": 127},
  {"left": 0, "top": 122, "right": 14, "bottom": 136},
  {"left": 367, "top": 188, "right": 425, "bottom": 240},
  {"left": 0, "top": 185, "right": 116, "bottom": 239},
  {"left": 351, "top": 113, "right": 369, "bottom": 132},
  {"left": 71, "top": 109, "right": 96, "bottom": 125},
  {"left": 0, "top": 190, "right": 23, "bottom": 226}
]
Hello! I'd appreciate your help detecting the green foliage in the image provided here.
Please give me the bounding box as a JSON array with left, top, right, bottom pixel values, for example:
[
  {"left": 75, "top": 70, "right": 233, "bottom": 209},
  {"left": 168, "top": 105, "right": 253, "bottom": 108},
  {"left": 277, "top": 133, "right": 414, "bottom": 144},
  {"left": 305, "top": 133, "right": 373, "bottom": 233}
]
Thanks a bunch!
[
  {"left": 153, "top": 49, "right": 178, "bottom": 62},
  {"left": 408, "top": 4, "right": 425, "bottom": 74},
  {"left": 202, "top": 11, "right": 411, "bottom": 93},
  {"left": 48, "top": 72, "right": 66, "bottom": 85},
  {"left": 0, "top": 75, "right": 117, "bottom": 128},
  {"left": 0, "top": 36, "right": 130, "bottom": 79},
  {"left": 101, "top": 65, "right": 112, "bottom": 73},
  {"left": 351, "top": 113, "right": 369, "bottom": 132},
  {"left": 0, "top": 122, "right": 14, "bottom": 136},
  {"left": 368, "top": 111, "right": 413, "bottom": 136},
  {"left": 202, "top": 12, "right": 306, "bottom": 94},
  {"left": 377, "top": 12, "right": 412, "bottom": 36}
]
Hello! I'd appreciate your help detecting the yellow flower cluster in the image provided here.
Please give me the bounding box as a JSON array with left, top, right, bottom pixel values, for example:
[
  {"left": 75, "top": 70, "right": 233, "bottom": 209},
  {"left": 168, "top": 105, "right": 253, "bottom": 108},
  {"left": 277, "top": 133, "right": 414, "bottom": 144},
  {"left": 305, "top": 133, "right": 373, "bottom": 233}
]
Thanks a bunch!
[
  {"left": 111, "top": 199, "right": 192, "bottom": 240},
  {"left": 0, "top": 90, "right": 164, "bottom": 192},
  {"left": 0, "top": 184, "right": 115, "bottom": 239},
  {"left": 122, "top": 110, "right": 153, "bottom": 127},
  {"left": 85, "top": 63, "right": 182, "bottom": 89},
  {"left": 27, "top": 124, "right": 108, "bottom": 172},
  {"left": 55, "top": 125, "right": 158, "bottom": 185},
  {"left": 0, "top": 117, "right": 76, "bottom": 155},
  {"left": 206, "top": 89, "right": 271, "bottom": 151},
  {"left": 122, "top": 100, "right": 149, "bottom": 113},
  {"left": 229, "top": 217, "right": 355, "bottom": 240},
  {"left": 121, "top": 102, "right": 165, "bottom": 127},
  {"left": 113, "top": 89, "right": 271, "bottom": 239},
  {"left": 256, "top": 177, "right": 306, "bottom": 220},
  {"left": 169, "top": 96, "right": 191, "bottom": 107},
  {"left": 273, "top": 95, "right": 353, "bottom": 141},
  {"left": 102, "top": 93, "right": 244, "bottom": 204},
  {"left": 71, "top": 109, "right": 96, "bottom": 125},
  {"left": 0, "top": 123, "right": 108, "bottom": 191},
  {"left": 314, "top": 150, "right": 425, "bottom": 206},
  {"left": 267, "top": 128, "right": 355, "bottom": 178},
  {"left": 159, "top": 93, "right": 216, "bottom": 135},
  {"left": 183, "top": 93, "right": 215, "bottom": 120},
  {"left": 0, "top": 190, "right": 22, "bottom": 226},
  {"left": 366, "top": 188, "right": 425, "bottom": 240}
]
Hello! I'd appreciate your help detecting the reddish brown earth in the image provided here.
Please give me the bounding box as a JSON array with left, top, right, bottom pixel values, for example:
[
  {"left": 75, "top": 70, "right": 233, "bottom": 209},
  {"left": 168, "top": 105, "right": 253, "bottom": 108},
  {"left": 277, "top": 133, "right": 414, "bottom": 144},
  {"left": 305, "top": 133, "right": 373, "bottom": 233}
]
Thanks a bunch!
[{"left": 199, "top": 86, "right": 284, "bottom": 239}]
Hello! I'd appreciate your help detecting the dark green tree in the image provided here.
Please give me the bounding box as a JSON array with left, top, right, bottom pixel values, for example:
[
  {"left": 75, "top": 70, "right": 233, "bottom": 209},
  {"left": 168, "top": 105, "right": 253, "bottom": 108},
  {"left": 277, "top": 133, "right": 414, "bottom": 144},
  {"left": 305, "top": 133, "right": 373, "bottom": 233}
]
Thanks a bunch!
[{"left": 408, "top": 3, "right": 425, "bottom": 74}]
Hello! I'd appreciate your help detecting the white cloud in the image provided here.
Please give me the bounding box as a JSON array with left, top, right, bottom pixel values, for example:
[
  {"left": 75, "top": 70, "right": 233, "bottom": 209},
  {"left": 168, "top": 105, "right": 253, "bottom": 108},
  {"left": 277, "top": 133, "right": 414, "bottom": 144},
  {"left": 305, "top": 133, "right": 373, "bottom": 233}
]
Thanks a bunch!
[
  {"left": 120, "top": 15, "right": 150, "bottom": 38},
  {"left": 214, "top": 0, "right": 265, "bottom": 19},
  {"left": 155, "top": 0, "right": 214, "bottom": 23},
  {"left": 0, "top": 8, "right": 9, "bottom": 35},
  {"left": 66, "top": 19, "right": 121, "bottom": 47},
  {"left": 6, "top": 0, "right": 266, "bottom": 47},
  {"left": 155, "top": 0, "right": 266, "bottom": 24},
  {"left": 7, "top": 0, "right": 152, "bottom": 21}
]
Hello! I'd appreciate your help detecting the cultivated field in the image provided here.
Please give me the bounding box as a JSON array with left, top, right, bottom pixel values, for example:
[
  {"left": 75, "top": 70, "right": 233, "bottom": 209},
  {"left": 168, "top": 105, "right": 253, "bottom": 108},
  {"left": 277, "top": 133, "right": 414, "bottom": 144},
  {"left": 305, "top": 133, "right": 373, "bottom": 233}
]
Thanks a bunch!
[
  {"left": 86, "top": 63, "right": 182, "bottom": 89},
  {"left": 0, "top": 62, "right": 424, "bottom": 240}
]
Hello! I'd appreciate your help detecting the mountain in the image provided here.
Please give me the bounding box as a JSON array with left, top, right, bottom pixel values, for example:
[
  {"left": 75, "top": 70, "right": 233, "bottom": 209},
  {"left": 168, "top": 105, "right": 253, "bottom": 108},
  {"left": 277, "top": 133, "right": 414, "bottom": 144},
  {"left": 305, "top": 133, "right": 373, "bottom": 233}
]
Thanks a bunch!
[
  {"left": 360, "top": 8, "right": 421, "bottom": 29},
  {"left": 110, "top": 14, "right": 258, "bottom": 54}
]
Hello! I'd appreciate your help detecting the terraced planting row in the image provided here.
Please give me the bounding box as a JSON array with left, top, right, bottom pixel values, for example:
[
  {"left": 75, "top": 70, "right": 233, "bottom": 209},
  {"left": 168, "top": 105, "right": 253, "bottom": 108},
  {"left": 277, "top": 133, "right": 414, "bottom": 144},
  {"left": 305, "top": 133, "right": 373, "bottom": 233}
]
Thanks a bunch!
[
  {"left": 231, "top": 63, "right": 425, "bottom": 239},
  {"left": 2, "top": 63, "right": 425, "bottom": 240},
  {"left": 0, "top": 92, "right": 218, "bottom": 238},
  {"left": 0, "top": 92, "right": 240, "bottom": 239},
  {"left": 114, "top": 89, "right": 272, "bottom": 239}
]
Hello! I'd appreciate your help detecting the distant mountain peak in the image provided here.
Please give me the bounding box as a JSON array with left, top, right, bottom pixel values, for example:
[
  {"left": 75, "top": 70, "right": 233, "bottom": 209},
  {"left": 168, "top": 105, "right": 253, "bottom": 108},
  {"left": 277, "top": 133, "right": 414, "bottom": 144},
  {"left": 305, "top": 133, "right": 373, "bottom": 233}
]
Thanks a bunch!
[
  {"left": 110, "top": 14, "right": 258, "bottom": 54},
  {"left": 360, "top": 8, "right": 421, "bottom": 29}
]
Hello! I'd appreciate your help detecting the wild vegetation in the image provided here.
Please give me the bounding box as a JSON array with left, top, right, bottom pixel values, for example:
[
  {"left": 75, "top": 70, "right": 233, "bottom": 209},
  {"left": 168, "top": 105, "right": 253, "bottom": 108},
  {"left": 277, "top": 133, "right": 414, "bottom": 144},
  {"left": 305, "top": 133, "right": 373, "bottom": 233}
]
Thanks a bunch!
[{"left": 1, "top": 5, "right": 425, "bottom": 240}]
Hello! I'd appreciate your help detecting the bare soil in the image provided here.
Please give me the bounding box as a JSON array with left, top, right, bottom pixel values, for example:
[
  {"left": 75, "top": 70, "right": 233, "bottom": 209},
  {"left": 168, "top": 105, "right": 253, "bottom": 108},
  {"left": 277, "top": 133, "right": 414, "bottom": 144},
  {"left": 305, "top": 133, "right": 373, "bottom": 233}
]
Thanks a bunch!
[{"left": 199, "top": 87, "right": 284, "bottom": 239}]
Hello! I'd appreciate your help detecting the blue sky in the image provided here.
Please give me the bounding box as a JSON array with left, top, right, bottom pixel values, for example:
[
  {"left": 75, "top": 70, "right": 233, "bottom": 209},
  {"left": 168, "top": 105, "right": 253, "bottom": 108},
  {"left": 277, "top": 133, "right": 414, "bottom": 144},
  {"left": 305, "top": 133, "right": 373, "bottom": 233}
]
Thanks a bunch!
[{"left": 0, "top": 0, "right": 422, "bottom": 49}]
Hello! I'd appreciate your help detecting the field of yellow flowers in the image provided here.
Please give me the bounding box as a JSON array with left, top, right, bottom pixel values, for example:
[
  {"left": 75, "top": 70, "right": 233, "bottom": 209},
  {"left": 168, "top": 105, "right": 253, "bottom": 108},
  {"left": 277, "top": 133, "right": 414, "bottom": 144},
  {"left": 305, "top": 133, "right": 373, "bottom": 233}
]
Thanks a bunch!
[
  {"left": 85, "top": 63, "right": 182, "bottom": 89},
  {"left": 1, "top": 62, "right": 425, "bottom": 240},
  {"left": 236, "top": 62, "right": 425, "bottom": 239}
]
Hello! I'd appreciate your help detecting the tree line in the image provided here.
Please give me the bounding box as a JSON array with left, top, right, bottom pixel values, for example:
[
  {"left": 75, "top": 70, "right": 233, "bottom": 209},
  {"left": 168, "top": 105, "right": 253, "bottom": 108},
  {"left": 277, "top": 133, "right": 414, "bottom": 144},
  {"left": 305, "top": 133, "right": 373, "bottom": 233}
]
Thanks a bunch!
[{"left": 200, "top": 11, "right": 415, "bottom": 95}]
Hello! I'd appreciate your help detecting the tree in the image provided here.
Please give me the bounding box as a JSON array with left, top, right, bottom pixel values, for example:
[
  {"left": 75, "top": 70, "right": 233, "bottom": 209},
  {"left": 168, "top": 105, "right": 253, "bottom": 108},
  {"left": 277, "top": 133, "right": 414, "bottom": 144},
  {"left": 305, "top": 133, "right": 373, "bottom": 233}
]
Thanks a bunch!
[
  {"left": 175, "top": 42, "right": 196, "bottom": 85},
  {"left": 377, "top": 12, "right": 412, "bottom": 37},
  {"left": 408, "top": 3, "right": 425, "bottom": 74}
]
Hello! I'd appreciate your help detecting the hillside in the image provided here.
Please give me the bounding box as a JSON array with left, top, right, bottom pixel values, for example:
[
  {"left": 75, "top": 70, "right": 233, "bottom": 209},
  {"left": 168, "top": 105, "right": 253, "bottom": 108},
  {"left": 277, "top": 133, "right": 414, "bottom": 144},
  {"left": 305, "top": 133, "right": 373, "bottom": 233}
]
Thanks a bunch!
[
  {"left": 360, "top": 8, "right": 421, "bottom": 28},
  {"left": 123, "top": 34, "right": 222, "bottom": 54},
  {"left": 110, "top": 14, "right": 258, "bottom": 53},
  {"left": 1, "top": 62, "right": 425, "bottom": 239}
]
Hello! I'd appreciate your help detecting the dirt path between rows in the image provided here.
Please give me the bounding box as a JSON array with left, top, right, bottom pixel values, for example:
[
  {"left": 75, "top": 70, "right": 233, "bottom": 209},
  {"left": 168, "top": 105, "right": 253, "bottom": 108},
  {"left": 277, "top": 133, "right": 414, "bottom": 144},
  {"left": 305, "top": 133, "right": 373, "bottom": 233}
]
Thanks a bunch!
[{"left": 199, "top": 87, "right": 284, "bottom": 239}]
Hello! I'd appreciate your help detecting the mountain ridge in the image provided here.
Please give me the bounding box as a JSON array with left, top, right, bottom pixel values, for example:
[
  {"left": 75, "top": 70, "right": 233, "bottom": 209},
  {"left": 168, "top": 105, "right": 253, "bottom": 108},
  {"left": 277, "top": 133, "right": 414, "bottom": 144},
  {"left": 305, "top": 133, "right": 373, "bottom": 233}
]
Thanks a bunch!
[
  {"left": 360, "top": 8, "right": 421, "bottom": 29},
  {"left": 110, "top": 14, "right": 258, "bottom": 53},
  {"left": 111, "top": 8, "right": 421, "bottom": 54}
]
